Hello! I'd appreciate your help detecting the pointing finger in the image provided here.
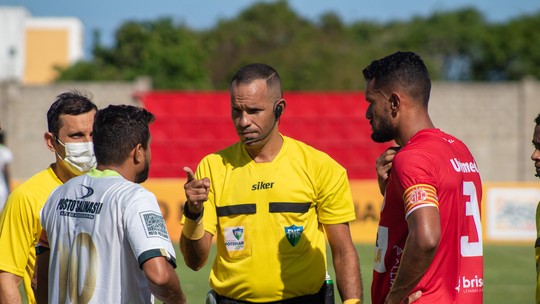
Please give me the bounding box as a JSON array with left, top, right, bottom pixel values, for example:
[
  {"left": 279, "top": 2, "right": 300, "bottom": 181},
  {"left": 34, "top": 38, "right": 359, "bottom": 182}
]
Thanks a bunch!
[{"left": 183, "top": 167, "right": 195, "bottom": 182}]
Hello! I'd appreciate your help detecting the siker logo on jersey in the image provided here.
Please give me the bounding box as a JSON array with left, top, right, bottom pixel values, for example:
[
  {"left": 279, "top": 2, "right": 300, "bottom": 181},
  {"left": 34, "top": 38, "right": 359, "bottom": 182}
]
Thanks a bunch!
[
  {"left": 252, "top": 181, "right": 275, "bottom": 191},
  {"left": 284, "top": 225, "right": 303, "bottom": 247}
]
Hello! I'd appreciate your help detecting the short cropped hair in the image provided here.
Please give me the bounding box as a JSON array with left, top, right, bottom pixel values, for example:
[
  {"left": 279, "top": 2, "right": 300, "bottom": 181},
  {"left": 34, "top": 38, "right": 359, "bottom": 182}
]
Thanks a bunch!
[
  {"left": 363, "top": 51, "right": 431, "bottom": 106},
  {"left": 47, "top": 91, "right": 97, "bottom": 137},
  {"left": 231, "top": 63, "right": 282, "bottom": 98},
  {"left": 92, "top": 105, "right": 155, "bottom": 166}
]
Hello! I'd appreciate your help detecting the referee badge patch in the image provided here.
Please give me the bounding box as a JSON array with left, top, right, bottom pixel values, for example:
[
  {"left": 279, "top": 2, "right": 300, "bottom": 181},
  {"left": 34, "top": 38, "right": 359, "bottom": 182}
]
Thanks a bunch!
[
  {"left": 140, "top": 211, "right": 170, "bottom": 240},
  {"left": 284, "top": 225, "right": 303, "bottom": 247},
  {"left": 225, "top": 226, "right": 245, "bottom": 252}
]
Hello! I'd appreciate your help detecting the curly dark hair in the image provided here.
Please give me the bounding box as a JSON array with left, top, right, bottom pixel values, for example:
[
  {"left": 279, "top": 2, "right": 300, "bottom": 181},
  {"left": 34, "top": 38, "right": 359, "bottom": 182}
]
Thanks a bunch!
[
  {"left": 363, "top": 51, "right": 431, "bottom": 106},
  {"left": 92, "top": 105, "right": 155, "bottom": 165}
]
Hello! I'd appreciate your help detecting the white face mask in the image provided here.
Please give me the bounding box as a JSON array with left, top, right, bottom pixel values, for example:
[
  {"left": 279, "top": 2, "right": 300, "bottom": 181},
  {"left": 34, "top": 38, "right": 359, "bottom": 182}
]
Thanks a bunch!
[{"left": 56, "top": 139, "right": 97, "bottom": 175}]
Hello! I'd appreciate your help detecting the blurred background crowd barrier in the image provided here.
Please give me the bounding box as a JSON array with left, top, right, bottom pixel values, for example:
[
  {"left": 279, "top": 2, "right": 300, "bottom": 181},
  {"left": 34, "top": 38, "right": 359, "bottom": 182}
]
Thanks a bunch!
[{"left": 1, "top": 78, "right": 539, "bottom": 244}]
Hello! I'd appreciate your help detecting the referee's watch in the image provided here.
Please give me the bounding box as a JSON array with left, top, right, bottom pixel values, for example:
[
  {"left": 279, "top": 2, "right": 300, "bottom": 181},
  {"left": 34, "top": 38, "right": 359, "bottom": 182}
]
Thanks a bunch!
[{"left": 183, "top": 202, "right": 203, "bottom": 221}]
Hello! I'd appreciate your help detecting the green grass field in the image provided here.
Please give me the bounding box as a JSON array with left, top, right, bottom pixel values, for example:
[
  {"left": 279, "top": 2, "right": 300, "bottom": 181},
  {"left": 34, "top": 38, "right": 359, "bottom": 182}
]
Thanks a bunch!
[
  {"left": 171, "top": 243, "right": 535, "bottom": 303},
  {"left": 22, "top": 243, "right": 533, "bottom": 303}
]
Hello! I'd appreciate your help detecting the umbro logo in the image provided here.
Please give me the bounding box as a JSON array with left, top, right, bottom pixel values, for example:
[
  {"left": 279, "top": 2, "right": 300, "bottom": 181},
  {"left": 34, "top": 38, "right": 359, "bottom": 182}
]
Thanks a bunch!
[{"left": 78, "top": 184, "right": 94, "bottom": 199}]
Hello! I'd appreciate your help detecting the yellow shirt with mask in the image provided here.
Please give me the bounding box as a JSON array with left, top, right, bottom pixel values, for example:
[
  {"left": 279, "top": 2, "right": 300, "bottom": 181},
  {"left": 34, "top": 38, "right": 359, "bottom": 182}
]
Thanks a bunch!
[
  {"left": 0, "top": 167, "right": 62, "bottom": 304},
  {"left": 195, "top": 135, "right": 356, "bottom": 302}
]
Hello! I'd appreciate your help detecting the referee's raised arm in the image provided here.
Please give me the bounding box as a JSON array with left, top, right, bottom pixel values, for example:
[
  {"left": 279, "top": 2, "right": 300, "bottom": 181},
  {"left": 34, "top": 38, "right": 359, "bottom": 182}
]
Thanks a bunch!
[{"left": 180, "top": 166, "right": 213, "bottom": 271}]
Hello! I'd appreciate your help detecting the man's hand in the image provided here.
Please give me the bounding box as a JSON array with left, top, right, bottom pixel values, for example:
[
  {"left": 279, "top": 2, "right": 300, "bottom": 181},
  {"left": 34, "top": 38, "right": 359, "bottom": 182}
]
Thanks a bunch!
[
  {"left": 408, "top": 290, "right": 422, "bottom": 303},
  {"left": 376, "top": 146, "right": 400, "bottom": 195},
  {"left": 183, "top": 167, "right": 210, "bottom": 214},
  {"left": 180, "top": 167, "right": 213, "bottom": 270},
  {"left": 384, "top": 290, "right": 422, "bottom": 304}
]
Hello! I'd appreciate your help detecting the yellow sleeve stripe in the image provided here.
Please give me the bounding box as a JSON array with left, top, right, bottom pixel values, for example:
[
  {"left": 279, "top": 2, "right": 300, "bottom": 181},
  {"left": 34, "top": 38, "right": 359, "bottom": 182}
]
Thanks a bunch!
[{"left": 403, "top": 184, "right": 439, "bottom": 217}]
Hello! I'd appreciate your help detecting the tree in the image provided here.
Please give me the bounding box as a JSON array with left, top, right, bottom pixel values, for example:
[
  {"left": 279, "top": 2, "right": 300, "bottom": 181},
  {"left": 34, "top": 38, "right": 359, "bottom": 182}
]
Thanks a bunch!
[
  {"left": 55, "top": 3, "right": 540, "bottom": 89},
  {"left": 56, "top": 18, "right": 210, "bottom": 89}
]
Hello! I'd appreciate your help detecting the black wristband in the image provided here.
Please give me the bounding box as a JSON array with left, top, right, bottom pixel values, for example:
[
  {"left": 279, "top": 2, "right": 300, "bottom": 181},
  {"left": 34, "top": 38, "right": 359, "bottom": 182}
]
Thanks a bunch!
[{"left": 183, "top": 202, "right": 203, "bottom": 220}]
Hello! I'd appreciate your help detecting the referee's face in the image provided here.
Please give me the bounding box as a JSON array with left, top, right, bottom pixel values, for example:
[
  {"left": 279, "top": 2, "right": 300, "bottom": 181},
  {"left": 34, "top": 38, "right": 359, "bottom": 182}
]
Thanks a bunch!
[{"left": 231, "top": 79, "right": 278, "bottom": 148}]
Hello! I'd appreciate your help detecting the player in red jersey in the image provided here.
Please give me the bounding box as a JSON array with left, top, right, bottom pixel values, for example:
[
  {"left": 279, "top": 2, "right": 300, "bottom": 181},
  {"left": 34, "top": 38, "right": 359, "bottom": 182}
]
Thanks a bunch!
[{"left": 363, "top": 51, "right": 483, "bottom": 304}]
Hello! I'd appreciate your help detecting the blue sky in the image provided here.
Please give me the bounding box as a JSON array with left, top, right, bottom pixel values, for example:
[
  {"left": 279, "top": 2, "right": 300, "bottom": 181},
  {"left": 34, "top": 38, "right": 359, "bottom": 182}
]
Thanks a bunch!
[{"left": 2, "top": 0, "right": 540, "bottom": 57}]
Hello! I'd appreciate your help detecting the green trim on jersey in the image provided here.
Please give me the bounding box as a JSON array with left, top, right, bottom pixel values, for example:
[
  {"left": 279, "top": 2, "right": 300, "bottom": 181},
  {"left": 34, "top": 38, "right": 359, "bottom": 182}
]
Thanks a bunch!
[
  {"left": 88, "top": 168, "right": 121, "bottom": 178},
  {"left": 138, "top": 248, "right": 177, "bottom": 269}
]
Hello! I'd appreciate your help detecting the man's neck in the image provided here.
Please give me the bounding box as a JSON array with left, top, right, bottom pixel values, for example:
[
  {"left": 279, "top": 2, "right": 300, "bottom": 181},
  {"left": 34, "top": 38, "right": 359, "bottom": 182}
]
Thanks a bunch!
[
  {"left": 51, "top": 162, "right": 77, "bottom": 183},
  {"left": 245, "top": 134, "right": 284, "bottom": 163}
]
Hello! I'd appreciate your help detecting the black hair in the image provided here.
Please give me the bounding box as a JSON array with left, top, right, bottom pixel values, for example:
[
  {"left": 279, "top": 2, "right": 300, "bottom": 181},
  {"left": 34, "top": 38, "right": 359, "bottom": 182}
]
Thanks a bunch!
[
  {"left": 92, "top": 105, "right": 155, "bottom": 166},
  {"left": 231, "top": 63, "right": 282, "bottom": 98},
  {"left": 363, "top": 51, "right": 431, "bottom": 106},
  {"left": 535, "top": 113, "right": 540, "bottom": 126},
  {"left": 47, "top": 91, "right": 97, "bottom": 137}
]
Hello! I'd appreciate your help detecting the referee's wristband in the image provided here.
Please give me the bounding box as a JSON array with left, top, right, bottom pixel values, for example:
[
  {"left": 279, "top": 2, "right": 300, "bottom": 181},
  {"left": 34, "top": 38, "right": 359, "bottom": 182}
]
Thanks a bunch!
[
  {"left": 183, "top": 202, "right": 203, "bottom": 220},
  {"left": 182, "top": 203, "right": 205, "bottom": 240},
  {"left": 343, "top": 299, "right": 362, "bottom": 304},
  {"left": 182, "top": 217, "right": 205, "bottom": 240}
]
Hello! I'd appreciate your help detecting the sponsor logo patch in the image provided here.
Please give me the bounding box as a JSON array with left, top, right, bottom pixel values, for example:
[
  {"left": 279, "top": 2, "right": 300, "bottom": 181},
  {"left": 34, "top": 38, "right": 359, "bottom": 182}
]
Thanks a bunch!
[
  {"left": 450, "top": 158, "right": 479, "bottom": 173},
  {"left": 78, "top": 184, "right": 94, "bottom": 199},
  {"left": 225, "top": 226, "right": 245, "bottom": 252},
  {"left": 140, "top": 211, "right": 169, "bottom": 240},
  {"left": 456, "top": 275, "right": 483, "bottom": 294},
  {"left": 56, "top": 198, "right": 103, "bottom": 219}
]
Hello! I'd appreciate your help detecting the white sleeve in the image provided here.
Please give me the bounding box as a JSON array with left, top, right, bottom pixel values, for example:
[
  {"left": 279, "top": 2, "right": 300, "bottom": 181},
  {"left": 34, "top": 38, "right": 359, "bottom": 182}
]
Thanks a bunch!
[{"left": 123, "top": 188, "right": 177, "bottom": 268}]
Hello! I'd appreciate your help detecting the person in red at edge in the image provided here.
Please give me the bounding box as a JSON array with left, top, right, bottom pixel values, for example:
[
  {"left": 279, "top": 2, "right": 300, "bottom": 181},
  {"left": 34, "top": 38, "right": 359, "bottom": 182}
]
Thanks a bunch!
[{"left": 364, "top": 51, "right": 483, "bottom": 304}]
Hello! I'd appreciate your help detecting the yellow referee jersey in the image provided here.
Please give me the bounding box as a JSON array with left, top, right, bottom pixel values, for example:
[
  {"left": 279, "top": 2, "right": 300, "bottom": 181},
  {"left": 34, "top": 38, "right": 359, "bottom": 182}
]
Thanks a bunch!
[
  {"left": 196, "top": 135, "right": 356, "bottom": 302},
  {"left": 0, "top": 167, "right": 62, "bottom": 304}
]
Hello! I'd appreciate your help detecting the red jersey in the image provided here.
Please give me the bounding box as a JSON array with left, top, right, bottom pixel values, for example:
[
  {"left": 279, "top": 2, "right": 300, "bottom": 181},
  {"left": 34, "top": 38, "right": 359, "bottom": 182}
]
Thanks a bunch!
[{"left": 371, "top": 129, "right": 483, "bottom": 304}]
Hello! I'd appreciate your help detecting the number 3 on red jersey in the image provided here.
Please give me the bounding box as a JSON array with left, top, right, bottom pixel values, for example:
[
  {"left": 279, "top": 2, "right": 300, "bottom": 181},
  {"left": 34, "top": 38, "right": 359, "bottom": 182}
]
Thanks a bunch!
[{"left": 461, "top": 181, "right": 483, "bottom": 257}]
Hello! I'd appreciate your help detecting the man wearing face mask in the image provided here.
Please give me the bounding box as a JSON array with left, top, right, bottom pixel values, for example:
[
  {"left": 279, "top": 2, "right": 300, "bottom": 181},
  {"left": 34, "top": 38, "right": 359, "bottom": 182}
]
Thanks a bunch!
[{"left": 0, "top": 91, "right": 97, "bottom": 304}]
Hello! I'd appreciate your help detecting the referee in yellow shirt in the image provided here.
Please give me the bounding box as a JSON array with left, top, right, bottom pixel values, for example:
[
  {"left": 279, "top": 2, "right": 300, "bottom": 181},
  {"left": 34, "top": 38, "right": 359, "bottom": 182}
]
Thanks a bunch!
[{"left": 180, "top": 63, "right": 362, "bottom": 304}]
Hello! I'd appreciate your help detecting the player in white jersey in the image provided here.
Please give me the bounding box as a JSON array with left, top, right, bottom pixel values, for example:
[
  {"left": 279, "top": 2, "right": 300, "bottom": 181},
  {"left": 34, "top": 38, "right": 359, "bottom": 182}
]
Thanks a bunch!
[{"left": 36, "top": 105, "right": 186, "bottom": 304}]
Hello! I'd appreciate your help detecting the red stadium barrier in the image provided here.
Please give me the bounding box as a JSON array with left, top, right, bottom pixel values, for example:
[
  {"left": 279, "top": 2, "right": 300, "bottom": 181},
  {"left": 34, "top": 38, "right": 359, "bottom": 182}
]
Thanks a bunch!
[{"left": 141, "top": 91, "right": 390, "bottom": 179}]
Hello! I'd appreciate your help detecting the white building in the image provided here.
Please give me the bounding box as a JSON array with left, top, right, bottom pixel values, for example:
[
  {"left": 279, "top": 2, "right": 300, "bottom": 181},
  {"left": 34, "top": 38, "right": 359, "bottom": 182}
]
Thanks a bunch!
[{"left": 0, "top": 6, "right": 83, "bottom": 84}]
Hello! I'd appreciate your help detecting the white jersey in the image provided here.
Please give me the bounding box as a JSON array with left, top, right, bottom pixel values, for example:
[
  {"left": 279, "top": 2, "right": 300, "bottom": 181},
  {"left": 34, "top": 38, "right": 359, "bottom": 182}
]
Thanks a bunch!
[{"left": 40, "top": 169, "right": 176, "bottom": 304}]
